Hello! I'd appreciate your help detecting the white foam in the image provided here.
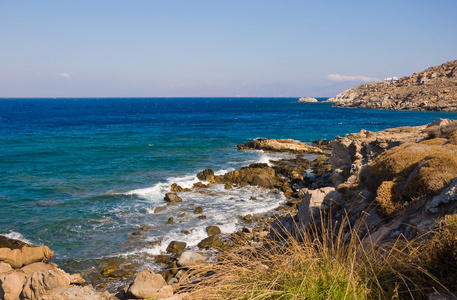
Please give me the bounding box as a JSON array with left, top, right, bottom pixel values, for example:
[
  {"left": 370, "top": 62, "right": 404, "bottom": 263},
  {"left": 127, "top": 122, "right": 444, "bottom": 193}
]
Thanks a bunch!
[{"left": 1, "top": 231, "right": 33, "bottom": 245}]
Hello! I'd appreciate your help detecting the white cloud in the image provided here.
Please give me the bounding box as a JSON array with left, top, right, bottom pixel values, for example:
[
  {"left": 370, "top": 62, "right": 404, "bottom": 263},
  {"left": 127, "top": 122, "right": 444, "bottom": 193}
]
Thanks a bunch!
[
  {"left": 327, "top": 74, "right": 379, "bottom": 82},
  {"left": 59, "top": 72, "right": 71, "bottom": 79}
]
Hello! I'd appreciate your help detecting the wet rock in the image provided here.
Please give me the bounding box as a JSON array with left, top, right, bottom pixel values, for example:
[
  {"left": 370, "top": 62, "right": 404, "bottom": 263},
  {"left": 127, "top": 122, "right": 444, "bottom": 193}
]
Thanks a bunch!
[
  {"left": 206, "top": 226, "right": 221, "bottom": 236},
  {"left": 154, "top": 205, "right": 167, "bottom": 213},
  {"left": 0, "top": 236, "right": 29, "bottom": 250},
  {"left": 171, "top": 183, "right": 190, "bottom": 193},
  {"left": 179, "top": 213, "right": 187, "bottom": 218},
  {"left": 194, "top": 207, "right": 203, "bottom": 214},
  {"left": 155, "top": 255, "right": 172, "bottom": 265},
  {"left": 166, "top": 241, "right": 187, "bottom": 254},
  {"left": 244, "top": 214, "right": 253, "bottom": 223},
  {"left": 181, "top": 230, "right": 190, "bottom": 235},
  {"left": 197, "top": 169, "right": 216, "bottom": 182},
  {"left": 193, "top": 182, "right": 210, "bottom": 189},
  {"left": 198, "top": 235, "right": 223, "bottom": 249},
  {"left": 225, "top": 182, "right": 233, "bottom": 190},
  {"left": 198, "top": 215, "right": 207, "bottom": 220},
  {"left": 177, "top": 251, "right": 206, "bottom": 268},
  {"left": 164, "top": 193, "right": 182, "bottom": 204},
  {"left": 167, "top": 217, "right": 174, "bottom": 225}
]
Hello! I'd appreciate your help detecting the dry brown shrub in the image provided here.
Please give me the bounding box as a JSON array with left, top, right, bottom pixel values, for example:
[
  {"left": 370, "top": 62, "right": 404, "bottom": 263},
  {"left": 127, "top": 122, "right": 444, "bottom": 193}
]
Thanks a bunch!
[
  {"left": 402, "top": 151, "right": 457, "bottom": 199},
  {"left": 367, "top": 143, "right": 429, "bottom": 189},
  {"left": 368, "top": 142, "right": 457, "bottom": 215},
  {"left": 421, "top": 213, "right": 457, "bottom": 291},
  {"left": 375, "top": 181, "right": 402, "bottom": 216},
  {"left": 449, "top": 131, "right": 457, "bottom": 145},
  {"left": 419, "top": 138, "right": 448, "bottom": 145}
]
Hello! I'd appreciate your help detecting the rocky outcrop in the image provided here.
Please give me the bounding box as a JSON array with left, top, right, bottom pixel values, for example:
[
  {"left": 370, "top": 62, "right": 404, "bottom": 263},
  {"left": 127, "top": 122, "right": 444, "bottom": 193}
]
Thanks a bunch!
[
  {"left": 330, "top": 60, "right": 457, "bottom": 111},
  {"left": 125, "top": 269, "right": 170, "bottom": 299},
  {"left": 0, "top": 255, "right": 111, "bottom": 300},
  {"left": 0, "top": 246, "right": 54, "bottom": 269},
  {"left": 297, "top": 97, "right": 318, "bottom": 103},
  {"left": 237, "top": 138, "right": 323, "bottom": 153}
]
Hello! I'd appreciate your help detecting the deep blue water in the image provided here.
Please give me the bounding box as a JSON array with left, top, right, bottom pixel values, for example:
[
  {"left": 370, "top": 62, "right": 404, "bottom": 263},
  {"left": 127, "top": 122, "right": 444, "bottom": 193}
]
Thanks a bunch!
[{"left": 1, "top": 97, "right": 456, "bottom": 277}]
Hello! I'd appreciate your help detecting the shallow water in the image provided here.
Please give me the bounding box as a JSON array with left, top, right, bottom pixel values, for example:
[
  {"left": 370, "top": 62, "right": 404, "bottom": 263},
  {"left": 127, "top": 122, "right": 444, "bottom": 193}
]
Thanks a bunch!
[{"left": 1, "top": 97, "right": 456, "bottom": 279}]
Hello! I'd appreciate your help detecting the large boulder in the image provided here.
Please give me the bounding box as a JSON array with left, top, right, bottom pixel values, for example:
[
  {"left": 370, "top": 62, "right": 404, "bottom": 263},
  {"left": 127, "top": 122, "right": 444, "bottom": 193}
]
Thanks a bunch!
[
  {"left": 177, "top": 251, "right": 206, "bottom": 268},
  {"left": 198, "top": 235, "right": 223, "bottom": 249},
  {"left": 164, "top": 193, "right": 182, "bottom": 204},
  {"left": 296, "top": 187, "right": 339, "bottom": 227},
  {"left": 166, "top": 241, "right": 187, "bottom": 254},
  {"left": 0, "top": 246, "right": 54, "bottom": 269},
  {"left": 21, "top": 268, "right": 71, "bottom": 299},
  {"left": 206, "top": 226, "right": 221, "bottom": 236},
  {"left": 126, "top": 269, "right": 168, "bottom": 299},
  {"left": 221, "top": 163, "right": 281, "bottom": 188},
  {"left": 0, "top": 272, "right": 27, "bottom": 300}
]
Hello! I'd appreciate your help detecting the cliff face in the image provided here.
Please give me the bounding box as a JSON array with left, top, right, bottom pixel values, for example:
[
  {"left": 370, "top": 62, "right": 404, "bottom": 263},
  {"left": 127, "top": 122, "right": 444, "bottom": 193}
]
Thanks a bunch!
[{"left": 329, "top": 60, "right": 457, "bottom": 112}]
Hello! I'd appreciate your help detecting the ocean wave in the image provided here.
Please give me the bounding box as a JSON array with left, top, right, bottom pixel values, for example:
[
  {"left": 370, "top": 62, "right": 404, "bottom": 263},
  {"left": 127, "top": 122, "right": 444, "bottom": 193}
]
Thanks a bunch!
[{"left": 0, "top": 231, "right": 33, "bottom": 245}]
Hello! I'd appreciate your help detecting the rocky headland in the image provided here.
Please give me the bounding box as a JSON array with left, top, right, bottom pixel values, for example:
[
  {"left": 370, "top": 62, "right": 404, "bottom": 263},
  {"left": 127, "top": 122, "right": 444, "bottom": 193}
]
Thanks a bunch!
[
  {"left": 328, "top": 60, "right": 457, "bottom": 112},
  {"left": 2, "top": 119, "right": 457, "bottom": 299}
]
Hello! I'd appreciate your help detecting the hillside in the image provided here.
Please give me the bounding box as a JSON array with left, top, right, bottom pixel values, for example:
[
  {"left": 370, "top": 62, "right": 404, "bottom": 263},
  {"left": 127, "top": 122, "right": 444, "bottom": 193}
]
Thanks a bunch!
[{"left": 328, "top": 60, "right": 457, "bottom": 112}]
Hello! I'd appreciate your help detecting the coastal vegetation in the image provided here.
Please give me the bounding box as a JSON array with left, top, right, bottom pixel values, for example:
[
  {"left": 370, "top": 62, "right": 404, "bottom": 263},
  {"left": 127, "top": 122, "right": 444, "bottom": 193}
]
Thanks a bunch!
[{"left": 181, "top": 212, "right": 457, "bottom": 299}]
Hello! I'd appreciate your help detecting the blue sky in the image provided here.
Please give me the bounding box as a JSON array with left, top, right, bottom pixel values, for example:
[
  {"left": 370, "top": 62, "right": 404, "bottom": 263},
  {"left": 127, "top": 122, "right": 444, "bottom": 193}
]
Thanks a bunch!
[{"left": 1, "top": 0, "right": 456, "bottom": 97}]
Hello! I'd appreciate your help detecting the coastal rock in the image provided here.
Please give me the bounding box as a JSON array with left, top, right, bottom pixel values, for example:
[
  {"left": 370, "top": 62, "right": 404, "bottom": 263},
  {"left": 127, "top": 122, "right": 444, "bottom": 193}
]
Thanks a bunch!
[
  {"left": 126, "top": 269, "right": 167, "bottom": 299},
  {"left": 170, "top": 183, "right": 190, "bottom": 193},
  {"left": 40, "top": 285, "right": 112, "bottom": 300},
  {"left": 329, "top": 124, "right": 428, "bottom": 186},
  {"left": 237, "top": 138, "right": 323, "bottom": 153},
  {"left": 0, "top": 262, "right": 13, "bottom": 274},
  {"left": 220, "top": 163, "right": 281, "bottom": 188},
  {"left": 21, "top": 268, "right": 71, "bottom": 299},
  {"left": 297, "top": 97, "right": 318, "bottom": 102},
  {"left": 154, "top": 205, "right": 167, "bottom": 213},
  {"left": 331, "top": 60, "right": 457, "bottom": 112},
  {"left": 296, "top": 187, "right": 339, "bottom": 227},
  {"left": 177, "top": 251, "right": 206, "bottom": 268},
  {"left": 198, "top": 235, "right": 222, "bottom": 249},
  {"left": 0, "top": 245, "right": 54, "bottom": 269},
  {"left": 196, "top": 169, "right": 217, "bottom": 183},
  {"left": 194, "top": 207, "right": 203, "bottom": 214},
  {"left": 206, "top": 226, "right": 221, "bottom": 236},
  {"left": 427, "top": 178, "right": 457, "bottom": 213},
  {"left": 166, "top": 241, "right": 187, "bottom": 254},
  {"left": 0, "top": 236, "right": 29, "bottom": 250},
  {"left": 164, "top": 193, "right": 182, "bottom": 204},
  {"left": 0, "top": 272, "right": 27, "bottom": 300}
]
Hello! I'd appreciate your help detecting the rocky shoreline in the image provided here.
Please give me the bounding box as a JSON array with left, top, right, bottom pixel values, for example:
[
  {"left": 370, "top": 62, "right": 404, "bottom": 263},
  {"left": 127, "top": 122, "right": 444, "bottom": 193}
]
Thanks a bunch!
[
  {"left": 328, "top": 60, "right": 457, "bottom": 112},
  {"left": 2, "top": 120, "right": 457, "bottom": 299}
]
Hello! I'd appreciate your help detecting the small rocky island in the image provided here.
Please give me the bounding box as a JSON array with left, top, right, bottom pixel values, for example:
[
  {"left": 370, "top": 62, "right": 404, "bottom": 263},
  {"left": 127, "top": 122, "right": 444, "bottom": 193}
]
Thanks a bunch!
[
  {"left": 329, "top": 60, "right": 457, "bottom": 111},
  {"left": 297, "top": 97, "right": 318, "bottom": 103}
]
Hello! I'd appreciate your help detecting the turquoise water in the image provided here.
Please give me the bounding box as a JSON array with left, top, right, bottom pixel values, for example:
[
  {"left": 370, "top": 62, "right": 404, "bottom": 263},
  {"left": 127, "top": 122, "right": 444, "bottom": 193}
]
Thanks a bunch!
[{"left": 1, "top": 97, "right": 456, "bottom": 275}]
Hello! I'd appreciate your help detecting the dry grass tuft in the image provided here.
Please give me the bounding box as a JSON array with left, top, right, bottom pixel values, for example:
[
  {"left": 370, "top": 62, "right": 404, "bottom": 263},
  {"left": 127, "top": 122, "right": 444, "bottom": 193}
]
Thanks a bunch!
[{"left": 179, "top": 214, "right": 454, "bottom": 299}]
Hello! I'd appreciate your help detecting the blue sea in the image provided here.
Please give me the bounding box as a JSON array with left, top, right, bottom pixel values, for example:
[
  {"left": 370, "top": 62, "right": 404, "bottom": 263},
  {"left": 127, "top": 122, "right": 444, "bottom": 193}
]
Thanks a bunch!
[{"left": 1, "top": 97, "right": 456, "bottom": 284}]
